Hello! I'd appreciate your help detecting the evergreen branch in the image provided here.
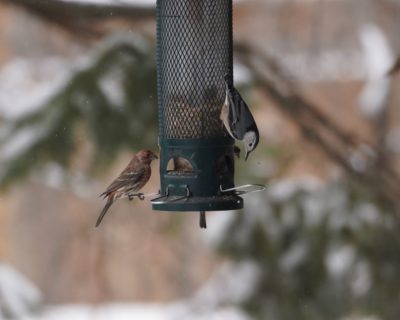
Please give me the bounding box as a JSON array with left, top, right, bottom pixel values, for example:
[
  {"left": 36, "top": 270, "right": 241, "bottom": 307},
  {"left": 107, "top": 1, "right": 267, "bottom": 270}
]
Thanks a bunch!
[{"left": 235, "top": 43, "right": 400, "bottom": 217}]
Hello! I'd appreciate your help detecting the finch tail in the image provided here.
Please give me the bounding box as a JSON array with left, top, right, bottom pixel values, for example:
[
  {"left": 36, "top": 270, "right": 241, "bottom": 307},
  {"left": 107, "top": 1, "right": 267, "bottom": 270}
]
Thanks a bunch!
[
  {"left": 96, "top": 196, "right": 114, "bottom": 227},
  {"left": 99, "top": 191, "right": 107, "bottom": 198}
]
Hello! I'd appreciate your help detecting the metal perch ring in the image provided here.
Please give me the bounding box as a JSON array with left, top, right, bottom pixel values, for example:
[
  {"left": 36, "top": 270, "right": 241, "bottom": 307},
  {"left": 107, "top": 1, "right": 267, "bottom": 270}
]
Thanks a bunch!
[
  {"left": 123, "top": 192, "right": 160, "bottom": 201},
  {"left": 220, "top": 184, "right": 266, "bottom": 195}
]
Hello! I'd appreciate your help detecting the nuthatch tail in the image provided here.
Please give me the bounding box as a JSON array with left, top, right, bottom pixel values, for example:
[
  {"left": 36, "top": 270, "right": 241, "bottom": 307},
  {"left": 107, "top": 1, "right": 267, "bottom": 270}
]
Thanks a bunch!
[{"left": 220, "top": 75, "right": 259, "bottom": 160}]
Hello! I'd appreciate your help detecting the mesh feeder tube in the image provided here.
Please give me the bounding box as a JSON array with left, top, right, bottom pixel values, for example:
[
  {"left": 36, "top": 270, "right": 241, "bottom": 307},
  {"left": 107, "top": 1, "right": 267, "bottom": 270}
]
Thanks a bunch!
[{"left": 151, "top": 0, "right": 243, "bottom": 227}]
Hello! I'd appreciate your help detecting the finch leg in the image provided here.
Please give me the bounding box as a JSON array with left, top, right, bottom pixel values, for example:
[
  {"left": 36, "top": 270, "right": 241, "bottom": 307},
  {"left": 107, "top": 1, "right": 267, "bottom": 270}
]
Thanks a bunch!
[{"left": 128, "top": 193, "right": 145, "bottom": 200}]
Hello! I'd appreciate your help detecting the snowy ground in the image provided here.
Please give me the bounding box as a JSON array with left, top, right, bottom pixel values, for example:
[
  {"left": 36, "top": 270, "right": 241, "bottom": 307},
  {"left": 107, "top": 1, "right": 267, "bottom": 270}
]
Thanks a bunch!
[
  {"left": 23, "top": 304, "right": 249, "bottom": 320},
  {"left": 0, "top": 261, "right": 250, "bottom": 320}
]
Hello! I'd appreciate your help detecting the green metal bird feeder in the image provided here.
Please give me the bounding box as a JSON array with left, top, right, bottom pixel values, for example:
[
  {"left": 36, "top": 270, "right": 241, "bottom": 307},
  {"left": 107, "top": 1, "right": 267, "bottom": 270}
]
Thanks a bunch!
[{"left": 151, "top": 0, "right": 243, "bottom": 227}]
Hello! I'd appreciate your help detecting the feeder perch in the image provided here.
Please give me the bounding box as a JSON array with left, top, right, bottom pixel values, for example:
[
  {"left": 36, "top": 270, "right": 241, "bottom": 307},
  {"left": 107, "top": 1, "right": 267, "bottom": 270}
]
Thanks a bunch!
[{"left": 151, "top": 0, "right": 243, "bottom": 227}]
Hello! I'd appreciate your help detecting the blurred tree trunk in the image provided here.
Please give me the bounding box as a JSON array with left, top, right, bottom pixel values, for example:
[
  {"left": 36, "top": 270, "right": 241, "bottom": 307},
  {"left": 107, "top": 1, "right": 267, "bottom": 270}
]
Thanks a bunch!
[{"left": 1, "top": 0, "right": 155, "bottom": 37}]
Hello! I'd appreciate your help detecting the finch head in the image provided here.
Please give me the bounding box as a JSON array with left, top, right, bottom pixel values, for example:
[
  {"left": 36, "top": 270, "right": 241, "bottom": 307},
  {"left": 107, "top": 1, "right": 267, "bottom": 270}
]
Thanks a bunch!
[{"left": 136, "top": 150, "right": 158, "bottom": 163}]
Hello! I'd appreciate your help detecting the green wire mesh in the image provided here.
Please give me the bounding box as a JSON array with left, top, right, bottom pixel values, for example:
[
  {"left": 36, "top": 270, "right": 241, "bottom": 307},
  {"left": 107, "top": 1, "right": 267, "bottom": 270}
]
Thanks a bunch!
[{"left": 157, "top": 0, "right": 233, "bottom": 139}]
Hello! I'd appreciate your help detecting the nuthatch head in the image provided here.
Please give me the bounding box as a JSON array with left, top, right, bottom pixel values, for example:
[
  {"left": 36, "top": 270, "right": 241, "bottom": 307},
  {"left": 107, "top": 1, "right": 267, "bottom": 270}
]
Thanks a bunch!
[{"left": 243, "top": 131, "right": 259, "bottom": 160}]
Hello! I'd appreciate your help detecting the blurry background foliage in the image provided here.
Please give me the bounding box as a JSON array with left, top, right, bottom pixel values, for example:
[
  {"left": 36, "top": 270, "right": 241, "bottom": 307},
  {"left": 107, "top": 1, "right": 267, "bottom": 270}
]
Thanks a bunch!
[
  {"left": 216, "top": 180, "right": 400, "bottom": 320},
  {"left": 0, "top": 35, "right": 157, "bottom": 188}
]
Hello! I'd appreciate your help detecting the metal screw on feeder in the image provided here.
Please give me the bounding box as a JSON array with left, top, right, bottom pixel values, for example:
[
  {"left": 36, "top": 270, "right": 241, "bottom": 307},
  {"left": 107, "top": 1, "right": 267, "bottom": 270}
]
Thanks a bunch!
[{"left": 151, "top": 0, "right": 259, "bottom": 228}]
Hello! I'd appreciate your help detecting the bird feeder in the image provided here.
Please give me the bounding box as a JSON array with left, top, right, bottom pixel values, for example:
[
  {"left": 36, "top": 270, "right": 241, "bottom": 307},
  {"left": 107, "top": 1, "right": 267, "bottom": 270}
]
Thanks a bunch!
[{"left": 151, "top": 0, "right": 243, "bottom": 226}]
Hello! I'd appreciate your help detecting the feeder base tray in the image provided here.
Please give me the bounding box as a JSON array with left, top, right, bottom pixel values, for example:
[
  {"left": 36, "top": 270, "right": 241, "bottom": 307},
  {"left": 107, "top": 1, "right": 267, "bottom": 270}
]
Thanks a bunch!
[{"left": 151, "top": 194, "right": 243, "bottom": 212}]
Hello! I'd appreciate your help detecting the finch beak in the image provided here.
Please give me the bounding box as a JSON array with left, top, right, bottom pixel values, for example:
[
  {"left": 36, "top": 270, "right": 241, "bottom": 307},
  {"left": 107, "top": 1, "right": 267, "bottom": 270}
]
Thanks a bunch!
[{"left": 245, "top": 151, "right": 250, "bottom": 161}]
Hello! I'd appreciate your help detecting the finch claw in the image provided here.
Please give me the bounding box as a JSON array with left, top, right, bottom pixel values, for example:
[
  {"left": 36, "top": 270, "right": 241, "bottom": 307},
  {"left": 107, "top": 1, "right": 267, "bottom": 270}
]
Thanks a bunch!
[
  {"left": 128, "top": 194, "right": 134, "bottom": 201},
  {"left": 138, "top": 193, "right": 145, "bottom": 200}
]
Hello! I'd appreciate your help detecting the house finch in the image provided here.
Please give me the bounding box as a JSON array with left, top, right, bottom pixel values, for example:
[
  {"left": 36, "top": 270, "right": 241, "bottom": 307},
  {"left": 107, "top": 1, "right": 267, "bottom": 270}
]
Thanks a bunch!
[
  {"left": 96, "top": 149, "right": 158, "bottom": 227},
  {"left": 220, "top": 74, "right": 259, "bottom": 160}
]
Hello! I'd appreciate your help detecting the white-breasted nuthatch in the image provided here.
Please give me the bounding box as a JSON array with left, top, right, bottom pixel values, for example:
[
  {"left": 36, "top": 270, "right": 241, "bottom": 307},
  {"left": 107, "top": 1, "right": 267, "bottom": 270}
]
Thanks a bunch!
[{"left": 220, "top": 75, "right": 259, "bottom": 160}]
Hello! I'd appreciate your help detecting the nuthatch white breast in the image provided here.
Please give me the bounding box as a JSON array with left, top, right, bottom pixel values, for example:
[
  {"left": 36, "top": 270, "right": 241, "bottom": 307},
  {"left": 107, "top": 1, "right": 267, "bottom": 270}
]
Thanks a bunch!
[{"left": 220, "top": 75, "right": 259, "bottom": 160}]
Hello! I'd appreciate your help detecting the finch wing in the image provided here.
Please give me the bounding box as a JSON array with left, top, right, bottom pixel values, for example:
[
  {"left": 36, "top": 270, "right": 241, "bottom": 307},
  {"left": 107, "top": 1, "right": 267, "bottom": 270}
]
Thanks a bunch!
[{"left": 100, "top": 168, "right": 146, "bottom": 198}]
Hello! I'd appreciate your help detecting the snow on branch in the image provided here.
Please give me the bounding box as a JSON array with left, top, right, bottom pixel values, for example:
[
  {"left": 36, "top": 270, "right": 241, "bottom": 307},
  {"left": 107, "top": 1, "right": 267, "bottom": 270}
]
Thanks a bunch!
[{"left": 0, "top": 34, "right": 157, "bottom": 189}]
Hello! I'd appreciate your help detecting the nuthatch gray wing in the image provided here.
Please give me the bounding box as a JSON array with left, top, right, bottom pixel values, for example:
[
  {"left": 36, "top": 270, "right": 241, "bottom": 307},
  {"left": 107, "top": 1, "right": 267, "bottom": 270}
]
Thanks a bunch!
[{"left": 220, "top": 75, "right": 259, "bottom": 160}]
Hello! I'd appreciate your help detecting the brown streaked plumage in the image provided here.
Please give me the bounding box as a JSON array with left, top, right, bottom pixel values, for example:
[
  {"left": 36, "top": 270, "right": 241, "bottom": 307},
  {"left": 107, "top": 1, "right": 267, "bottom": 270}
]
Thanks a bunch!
[{"left": 96, "top": 149, "right": 158, "bottom": 227}]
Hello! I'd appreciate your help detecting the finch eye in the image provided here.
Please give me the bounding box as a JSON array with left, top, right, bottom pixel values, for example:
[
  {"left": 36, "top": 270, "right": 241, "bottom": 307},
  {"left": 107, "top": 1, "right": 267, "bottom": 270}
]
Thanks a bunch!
[{"left": 249, "top": 143, "right": 253, "bottom": 147}]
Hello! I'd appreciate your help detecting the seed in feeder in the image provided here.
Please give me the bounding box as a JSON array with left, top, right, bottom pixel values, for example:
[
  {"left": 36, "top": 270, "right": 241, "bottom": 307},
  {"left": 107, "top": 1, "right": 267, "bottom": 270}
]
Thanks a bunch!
[{"left": 173, "top": 156, "right": 193, "bottom": 172}]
